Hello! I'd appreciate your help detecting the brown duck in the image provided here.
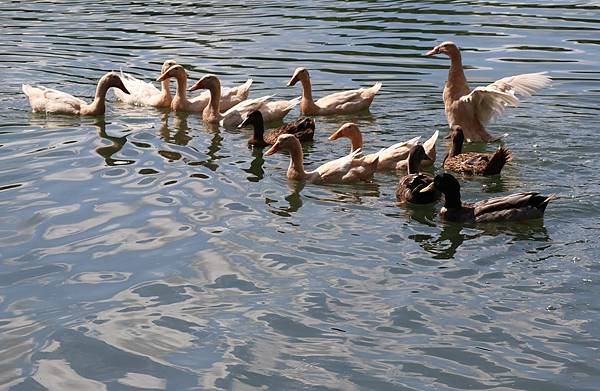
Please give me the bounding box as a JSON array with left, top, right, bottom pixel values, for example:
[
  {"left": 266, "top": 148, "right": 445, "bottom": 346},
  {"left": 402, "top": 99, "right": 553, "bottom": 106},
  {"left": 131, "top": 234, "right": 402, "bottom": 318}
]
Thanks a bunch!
[
  {"left": 443, "top": 125, "right": 511, "bottom": 176},
  {"left": 420, "top": 173, "right": 555, "bottom": 223},
  {"left": 396, "top": 144, "right": 440, "bottom": 204},
  {"left": 239, "top": 110, "right": 315, "bottom": 147}
]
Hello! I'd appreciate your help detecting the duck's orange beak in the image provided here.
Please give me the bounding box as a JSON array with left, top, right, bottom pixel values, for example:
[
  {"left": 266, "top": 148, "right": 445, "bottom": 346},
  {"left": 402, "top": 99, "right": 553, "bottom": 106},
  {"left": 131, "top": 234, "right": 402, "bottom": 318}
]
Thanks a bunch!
[
  {"left": 287, "top": 74, "right": 299, "bottom": 87},
  {"left": 425, "top": 46, "right": 440, "bottom": 56},
  {"left": 188, "top": 80, "right": 204, "bottom": 92},
  {"left": 264, "top": 144, "right": 279, "bottom": 156},
  {"left": 328, "top": 129, "right": 342, "bottom": 141}
]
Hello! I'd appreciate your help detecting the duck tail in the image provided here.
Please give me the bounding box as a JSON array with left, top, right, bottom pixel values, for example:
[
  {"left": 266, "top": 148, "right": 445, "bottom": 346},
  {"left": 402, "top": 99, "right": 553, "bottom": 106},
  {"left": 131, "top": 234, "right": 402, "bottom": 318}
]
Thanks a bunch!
[
  {"left": 423, "top": 130, "right": 439, "bottom": 162},
  {"left": 484, "top": 146, "right": 512, "bottom": 175},
  {"left": 371, "top": 81, "right": 383, "bottom": 94},
  {"left": 239, "top": 78, "right": 253, "bottom": 96}
]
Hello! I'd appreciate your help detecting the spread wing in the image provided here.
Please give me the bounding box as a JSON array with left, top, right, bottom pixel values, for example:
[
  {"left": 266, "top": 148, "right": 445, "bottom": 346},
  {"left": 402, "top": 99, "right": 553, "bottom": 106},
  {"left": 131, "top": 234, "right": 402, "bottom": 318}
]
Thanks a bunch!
[{"left": 460, "top": 72, "right": 551, "bottom": 125}]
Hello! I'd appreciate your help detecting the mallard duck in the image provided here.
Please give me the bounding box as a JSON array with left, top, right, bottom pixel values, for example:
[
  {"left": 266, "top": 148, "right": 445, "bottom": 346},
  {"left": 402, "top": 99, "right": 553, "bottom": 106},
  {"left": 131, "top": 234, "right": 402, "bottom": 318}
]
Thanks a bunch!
[
  {"left": 426, "top": 41, "right": 551, "bottom": 142},
  {"left": 443, "top": 125, "right": 512, "bottom": 175},
  {"left": 396, "top": 144, "right": 440, "bottom": 204},
  {"left": 188, "top": 74, "right": 283, "bottom": 128},
  {"left": 239, "top": 110, "right": 315, "bottom": 147},
  {"left": 114, "top": 59, "right": 177, "bottom": 108},
  {"left": 22, "top": 72, "right": 129, "bottom": 116},
  {"left": 421, "top": 173, "right": 555, "bottom": 222},
  {"left": 156, "top": 65, "right": 252, "bottom": 113},
  {"left": 328, "top": 123, "right": 438, "bottom": 171},
  {"left": 264, "top": 134, "right": 378, "bottom": 184},
  {"left": 287, "top": 67, "right": 382, "bottom": 115}
]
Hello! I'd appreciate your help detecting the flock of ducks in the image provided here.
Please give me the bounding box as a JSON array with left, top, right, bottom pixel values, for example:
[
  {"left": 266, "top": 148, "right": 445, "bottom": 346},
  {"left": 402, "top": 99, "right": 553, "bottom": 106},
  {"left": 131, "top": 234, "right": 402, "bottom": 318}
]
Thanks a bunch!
[{"left": 22, "top": 42, "right": 556, "bottom": 224}]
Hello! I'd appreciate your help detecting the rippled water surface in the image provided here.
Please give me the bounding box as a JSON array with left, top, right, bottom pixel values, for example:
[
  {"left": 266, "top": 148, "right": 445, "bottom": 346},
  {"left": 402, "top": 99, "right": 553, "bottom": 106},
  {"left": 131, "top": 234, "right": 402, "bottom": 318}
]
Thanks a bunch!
[{"left": 1, "top": 1, "right": 600, "bottom": 390}]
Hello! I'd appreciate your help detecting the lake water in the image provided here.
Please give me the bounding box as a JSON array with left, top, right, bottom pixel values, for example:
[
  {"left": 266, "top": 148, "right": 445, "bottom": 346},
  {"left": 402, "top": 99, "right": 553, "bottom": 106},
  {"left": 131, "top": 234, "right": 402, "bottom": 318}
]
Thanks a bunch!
[{"left": 1, "top": 1, "right": 600, "bottom": 390}]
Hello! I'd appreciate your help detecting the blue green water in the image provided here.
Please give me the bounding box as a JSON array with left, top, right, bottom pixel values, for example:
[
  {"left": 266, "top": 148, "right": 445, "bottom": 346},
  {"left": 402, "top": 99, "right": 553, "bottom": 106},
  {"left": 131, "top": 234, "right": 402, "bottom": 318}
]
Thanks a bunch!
[{"left": 1, "top": 1, "right": 600, "bottom": 390}]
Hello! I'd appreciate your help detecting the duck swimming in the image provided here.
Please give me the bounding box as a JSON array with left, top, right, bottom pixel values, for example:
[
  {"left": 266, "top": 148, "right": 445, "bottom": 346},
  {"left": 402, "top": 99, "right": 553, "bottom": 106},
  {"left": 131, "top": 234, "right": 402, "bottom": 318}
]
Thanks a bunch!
[
  {"left": 443, "top": 125, "right": 512, "bottom": 176},
  {"left": 287, "top": 67, "right": 382, "bottom": 115},
  {"left": 239, "top": 110, "right": 315, "bottom": 147},
  {"left": 396, "top": 144, "right": 440, "bottom": 204},
  {"left": 22, "top": 72, "right": 129, "bottom": 116},
  {"left": 156, "top": 65, "right": 252, "bottom": 113},
  {"left": 421, "top": 173, "right": 555, "bottom": 223},
  {"left": 264, "top": 134, "right": 378, "bottom": 184},
  {"left": 426, "top": 41, "right": 551, "bottom": 142},
  {"left": 328, "top": 123, "right": 438, "bottom": 171},
  {"left": 114, "top": 59, "right": 177, "bottom": 108}
]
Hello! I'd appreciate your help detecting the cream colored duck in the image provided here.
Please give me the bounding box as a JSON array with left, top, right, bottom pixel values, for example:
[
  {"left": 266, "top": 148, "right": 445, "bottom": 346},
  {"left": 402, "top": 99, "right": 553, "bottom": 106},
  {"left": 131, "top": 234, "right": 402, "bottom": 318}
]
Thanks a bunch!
[
  {"left": 189, "top": 74, "right": 294, "bottom": 128},
  {"left": 265, "top": 134, "right": 379, "bottom": 184},
  {"left": 22, "top": 72, "right": 129, "bottom": 116},
  {"left": 156, "top": 65, "right": 253, "bottom": 113},
  {"left": 114, "top": 59, "right": 177, "bottom": 108},
  {"left": 287, "top": 67, "right": 382, "bottom": 115},
  {"left": 426, "top": 41, "right": 551, "bottom": 142},
  {"left": 328, "top": 123, "right": 439, "bottom": 171}
]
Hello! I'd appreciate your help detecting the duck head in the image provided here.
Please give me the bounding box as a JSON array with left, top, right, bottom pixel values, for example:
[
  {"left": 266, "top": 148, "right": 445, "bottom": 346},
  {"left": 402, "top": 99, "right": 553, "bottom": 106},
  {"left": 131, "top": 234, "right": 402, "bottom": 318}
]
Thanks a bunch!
[
  {"left": 239, "top": 110, "right": 263, "bottom": 129},
  {"left": 102, "top": 72, "right": 130, "bottom": 94},
  {"left": 161, "top": 59, "right": 177, "bottom": 74},
  {"left": 328, "top": 122, "right": 359, "bottom": 141},
  {"left": 287, "top": 67, "right": 308, "bottom": 87},
  {"left": 425, "top": 41, "right": 460, "bottom": 57},
  {"left": 156, "top": 64, "right": 187, "bottom": 82},
  {"left": 264, "top": 134, "right": 298, "bottom": 156},
  {"left": 421, "top": 173, "right": 460, "bottom": 194},
  {"left": 188, "top": 74, "right": 220, "bottom": 92}
]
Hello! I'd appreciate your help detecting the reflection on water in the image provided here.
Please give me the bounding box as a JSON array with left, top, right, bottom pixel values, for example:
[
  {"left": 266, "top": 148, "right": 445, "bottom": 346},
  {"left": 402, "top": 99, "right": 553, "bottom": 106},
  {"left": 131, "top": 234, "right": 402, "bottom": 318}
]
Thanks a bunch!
[{"left": 2, "top": 1, "right": 600, "bottom": 390}]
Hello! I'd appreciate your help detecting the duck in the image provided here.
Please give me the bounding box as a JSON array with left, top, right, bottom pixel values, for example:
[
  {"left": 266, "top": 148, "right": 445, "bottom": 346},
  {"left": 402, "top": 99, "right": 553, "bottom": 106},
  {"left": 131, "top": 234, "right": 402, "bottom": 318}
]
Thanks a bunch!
[
  {"left": 22, "top": 72, "right": 130, "bottom": 116},
  {"left": 443, "top": 125, "right": 512, "bottom": 176},
  {"left": 189, "top": 74, "right": 291, "bottom": 128},
  {"left": 239, "top": 110, "right": 315, "bottom": 147},
  {"left": 265, "top": 134, "right": 378, "bottom": 184},
  {"left": 396, "top": 144, "right": 440, "bottom": 204},
  {"left": 113, "top": 59, "right": 177, "bottom": 108},
  {"left": 287, "top": 67, "right": 382, "bottom": 115},
  {"left": 328, "top": 123, "right": 439, "bottom": 171},
  {"left": 420, "top": 173, "right": 555, "bottom": 223},
  {"left": 156, "top": 65, "right": 252, "bottom": 113},
  {"left": 426, "top": 41, "right": 551, "bottom": 142}
]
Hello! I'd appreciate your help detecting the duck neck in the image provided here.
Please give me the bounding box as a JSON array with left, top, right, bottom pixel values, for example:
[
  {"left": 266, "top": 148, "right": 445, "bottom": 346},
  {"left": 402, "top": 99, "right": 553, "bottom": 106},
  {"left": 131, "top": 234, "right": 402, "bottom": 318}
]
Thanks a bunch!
[
  {"left": 443, "top": 189, "right": 462, "bottom": 209},
  {"left": 87, "top": 79, "right": 110, "bottom": 115},
  {"left": 299, "top": 75, "right": 315, "bottom": 107},
  {"left": 407, "top": 153, "right": 421, "bottom": 175},
  {"left": 287, "top": 144, "right": 306, "bottom": 179},
  {"left": 252, "top": 118, "right": 265, "bottom": 143},
  {"left": 173, "top": 73, "right": 188, "bottom": 102},
  {"left": 160, "top": 78, "right": 172, "bottom": 100},
  {"left": 447, "top": 50, "right": 469, "bottom": 91},
  {"left": 207, "top": 80, "right": 222, "bottom": 116},
  {"left": 347, "top": 130, "right": 363, "bottom": 152},
  {"left": 448, "top": 137, "right": 463, "bottom": 157}
]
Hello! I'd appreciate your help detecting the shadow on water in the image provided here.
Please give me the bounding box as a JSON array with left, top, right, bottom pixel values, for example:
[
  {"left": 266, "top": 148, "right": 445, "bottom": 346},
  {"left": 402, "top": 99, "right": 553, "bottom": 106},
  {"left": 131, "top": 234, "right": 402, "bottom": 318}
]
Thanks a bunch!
[
  {"left": 159, "top": 111, "right": 193, "bottom": 146},
  {"left": 411, "top": 218, "right": 551, "bottom": 259},
  {"left": 243, "top": 146, "right": 266, "bottom": 182}
]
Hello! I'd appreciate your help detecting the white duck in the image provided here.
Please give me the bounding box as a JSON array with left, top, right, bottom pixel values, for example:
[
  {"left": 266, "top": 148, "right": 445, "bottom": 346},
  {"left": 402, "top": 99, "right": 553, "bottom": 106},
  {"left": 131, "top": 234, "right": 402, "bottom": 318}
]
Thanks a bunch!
[
  {"left": 22, "top": 72, "right": 129, "bottom": 116},
  {"left": 287, "top": 67, "right": 382, "bottom": 115},
  {"left": 156, "top": 65, "right": 253, "bottom": 113},
  {"left": 265, "top": 134, "right": 379, "bottom": 184},
  {"left": 189, "top": 74, "right": 293, "bottom": 128},
  {"left": 426, "top": 41, "right": 551, "bottom": 142},
  {"left": 328, "top": 123, "right": 439, "bottom": 171},
  {"left": 113, "top": 59, "right": 177, "bottom": 108}
]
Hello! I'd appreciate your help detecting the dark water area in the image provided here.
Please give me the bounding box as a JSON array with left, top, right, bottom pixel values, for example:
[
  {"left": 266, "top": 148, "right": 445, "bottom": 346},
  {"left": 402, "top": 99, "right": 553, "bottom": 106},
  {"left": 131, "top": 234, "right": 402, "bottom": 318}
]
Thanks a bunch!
[{"left": 1, "top": 1, "right": 600, "bottom": 390}]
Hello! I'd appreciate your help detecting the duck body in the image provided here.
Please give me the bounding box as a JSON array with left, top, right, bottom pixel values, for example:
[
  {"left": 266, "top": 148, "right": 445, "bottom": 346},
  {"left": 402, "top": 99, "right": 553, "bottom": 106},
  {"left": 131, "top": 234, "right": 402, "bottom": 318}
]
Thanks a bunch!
[
  {"left": 422, "top": 173, "right": 555, "bottom": 223},
  {"left": 426, "top": 41, "right": 551, "bottom": 142},
  {"left": 396, "top": 145, "right": 440, "bottom": 204},
  {"left": 114, "top": 60, "right": 177, "bottom": 108},
  {"left": 240, "top": 110, "right": 315, "bottom": 147},
  {"left": 265, "top": 134, "right": 378, "bottom": 184},
  {"left": 287, "top": 67, "right": 381, "bottom": 115},
  {"left": 328, "top": 123, "right": 438, "bottom": 171},
  {"left": 22, "top": 72, "right": 130, "bottom": 116},
  {"left": 157, "top": 65, "right": 252, "bottom": 113},
  {"left": 443, "top": 125, "right": 511, "bottom": 176}
]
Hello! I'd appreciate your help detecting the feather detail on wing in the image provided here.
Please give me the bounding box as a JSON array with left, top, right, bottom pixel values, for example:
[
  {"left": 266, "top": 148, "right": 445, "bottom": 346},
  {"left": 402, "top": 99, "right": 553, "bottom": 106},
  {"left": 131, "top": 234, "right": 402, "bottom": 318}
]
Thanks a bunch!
[
  {"left": 488, "top": 72, "right": 551, "bottom": 97},
  {"left": 114, "top": 70, "right": 161, "bottom": 105},
  {"left": 459, "top": 87, "right": 520, "bottom": 125}
]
